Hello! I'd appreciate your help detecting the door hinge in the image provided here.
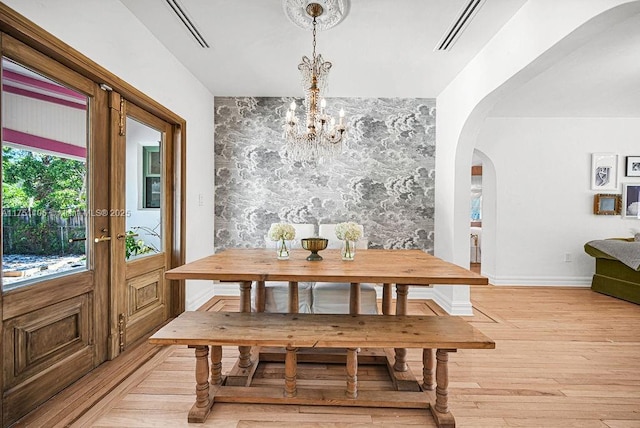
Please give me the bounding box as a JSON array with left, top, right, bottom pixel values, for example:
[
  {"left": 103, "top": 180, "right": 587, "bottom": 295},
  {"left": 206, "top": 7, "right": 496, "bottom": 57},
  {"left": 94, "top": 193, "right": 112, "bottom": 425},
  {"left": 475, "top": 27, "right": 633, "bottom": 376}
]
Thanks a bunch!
[
  {"left": 118, "top": 313, "right": 125, "bottom": 352},
  {"left": 119, "top": 97, "right": 125, "bottom": 136}
]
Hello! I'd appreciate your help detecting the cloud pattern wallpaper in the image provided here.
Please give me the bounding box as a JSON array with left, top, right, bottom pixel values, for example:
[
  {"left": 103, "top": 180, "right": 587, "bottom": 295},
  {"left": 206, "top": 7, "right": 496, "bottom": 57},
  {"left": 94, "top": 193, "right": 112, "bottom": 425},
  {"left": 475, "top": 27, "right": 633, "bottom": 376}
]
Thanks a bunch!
[{"left": 214, "top": 97, "right": 436, "bottom": 252}]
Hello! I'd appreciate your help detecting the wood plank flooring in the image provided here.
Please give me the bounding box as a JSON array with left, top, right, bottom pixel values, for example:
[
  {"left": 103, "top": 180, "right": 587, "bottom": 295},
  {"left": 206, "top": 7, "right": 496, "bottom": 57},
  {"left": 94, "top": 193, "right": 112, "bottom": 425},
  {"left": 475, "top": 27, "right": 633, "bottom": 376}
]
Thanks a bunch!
[{"left": 13, "top": 286, "right": 640, "bottom": 427}]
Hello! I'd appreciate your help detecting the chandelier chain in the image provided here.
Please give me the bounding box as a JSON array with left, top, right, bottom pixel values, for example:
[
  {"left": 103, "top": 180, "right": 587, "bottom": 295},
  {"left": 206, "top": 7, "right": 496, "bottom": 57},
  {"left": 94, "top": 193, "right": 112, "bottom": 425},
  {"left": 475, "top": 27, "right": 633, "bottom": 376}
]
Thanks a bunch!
[{"left": 312, "top": 16, "right": 317, "bottom": 61}]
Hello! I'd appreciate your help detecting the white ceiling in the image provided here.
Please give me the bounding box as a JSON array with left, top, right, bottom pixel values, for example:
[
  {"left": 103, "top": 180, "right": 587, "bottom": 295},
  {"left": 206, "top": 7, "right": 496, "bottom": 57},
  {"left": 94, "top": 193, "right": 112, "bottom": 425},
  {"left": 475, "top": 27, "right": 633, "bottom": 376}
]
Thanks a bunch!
[
  {"left": 120, "top": 0, "right": 640, "bottom": 117},
  {"left": 489, "top": 11, "right": 640, "bottom": 117},
  {"left": 119, "top": 0, "right": 527, "bottom": 98}
]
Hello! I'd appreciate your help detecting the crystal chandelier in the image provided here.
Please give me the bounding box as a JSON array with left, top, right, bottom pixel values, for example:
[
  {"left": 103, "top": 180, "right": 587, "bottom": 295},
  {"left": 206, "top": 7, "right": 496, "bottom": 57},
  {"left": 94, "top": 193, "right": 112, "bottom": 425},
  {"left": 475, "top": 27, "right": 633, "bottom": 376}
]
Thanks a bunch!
[{"left": 284, "top": 2, "right": 346, "bottom": 163}]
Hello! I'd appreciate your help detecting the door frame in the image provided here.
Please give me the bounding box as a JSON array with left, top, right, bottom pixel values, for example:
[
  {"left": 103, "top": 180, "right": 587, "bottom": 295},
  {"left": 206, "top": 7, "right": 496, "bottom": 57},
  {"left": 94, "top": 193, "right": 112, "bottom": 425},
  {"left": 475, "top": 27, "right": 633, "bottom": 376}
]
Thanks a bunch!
[{"left": 0, "top": 3, "right": 186, "bottom": 423}]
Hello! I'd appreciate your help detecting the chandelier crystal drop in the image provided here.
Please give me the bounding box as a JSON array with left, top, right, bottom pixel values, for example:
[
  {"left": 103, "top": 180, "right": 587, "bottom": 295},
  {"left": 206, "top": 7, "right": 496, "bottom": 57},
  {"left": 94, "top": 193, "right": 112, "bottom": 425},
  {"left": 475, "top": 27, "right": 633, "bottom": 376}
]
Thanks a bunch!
[{"left": 283, "top": 2, "right": 346, "bottom": 163}]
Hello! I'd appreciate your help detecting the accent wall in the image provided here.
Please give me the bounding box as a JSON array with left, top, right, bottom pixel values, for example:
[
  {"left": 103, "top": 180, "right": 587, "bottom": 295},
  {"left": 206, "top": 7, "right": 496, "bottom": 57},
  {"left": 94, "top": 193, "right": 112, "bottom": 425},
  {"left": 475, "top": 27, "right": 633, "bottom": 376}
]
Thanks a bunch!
[{"left": 214, "top": 97, "right": 436, "bottom": 252}]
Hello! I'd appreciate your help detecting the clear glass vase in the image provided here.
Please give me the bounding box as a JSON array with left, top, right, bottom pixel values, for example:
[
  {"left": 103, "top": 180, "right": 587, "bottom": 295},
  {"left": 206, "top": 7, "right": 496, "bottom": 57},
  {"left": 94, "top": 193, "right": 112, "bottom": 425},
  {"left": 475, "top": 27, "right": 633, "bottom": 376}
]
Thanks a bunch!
[
  {"left": 276, "top": 238, "right": 291, "bottom": 260},
  {"left": 341, "top": 240, "right": 356, "bottom": 260}
]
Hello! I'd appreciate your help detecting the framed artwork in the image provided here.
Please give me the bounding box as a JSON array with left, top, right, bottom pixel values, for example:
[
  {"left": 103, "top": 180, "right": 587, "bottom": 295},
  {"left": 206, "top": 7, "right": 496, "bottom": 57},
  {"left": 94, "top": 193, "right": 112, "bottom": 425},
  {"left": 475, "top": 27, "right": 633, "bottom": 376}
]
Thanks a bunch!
[
  {"left": 593, "top": 193, "right": 621, "bottom": 215},
  {"left": 591, "top": 153, "right": 618, "bottom": 191},
  {"left": 623, "top": 184, "right": 640, "bottom": 218},
  {"left": 625, "top": 156, "right": 640, "bottom": 177}
]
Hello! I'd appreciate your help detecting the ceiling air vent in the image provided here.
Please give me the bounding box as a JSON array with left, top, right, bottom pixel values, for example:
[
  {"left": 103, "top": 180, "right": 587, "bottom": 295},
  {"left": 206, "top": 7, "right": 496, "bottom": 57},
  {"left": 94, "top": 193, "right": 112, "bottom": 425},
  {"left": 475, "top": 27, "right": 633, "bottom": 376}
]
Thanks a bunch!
[
  {"left": 435, "top": 0, "right": 485, "bottom": 51},
  {"left": 165, "top": 0, "right": 210, "bottom": 48}
]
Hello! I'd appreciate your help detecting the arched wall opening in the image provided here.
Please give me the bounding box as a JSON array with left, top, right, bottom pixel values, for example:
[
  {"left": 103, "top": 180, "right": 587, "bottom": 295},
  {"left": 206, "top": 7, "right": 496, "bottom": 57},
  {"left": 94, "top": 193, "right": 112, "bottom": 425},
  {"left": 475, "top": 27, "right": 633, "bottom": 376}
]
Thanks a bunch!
[{"left": 436, "top": 0, "right": 640, "bottom": 282}]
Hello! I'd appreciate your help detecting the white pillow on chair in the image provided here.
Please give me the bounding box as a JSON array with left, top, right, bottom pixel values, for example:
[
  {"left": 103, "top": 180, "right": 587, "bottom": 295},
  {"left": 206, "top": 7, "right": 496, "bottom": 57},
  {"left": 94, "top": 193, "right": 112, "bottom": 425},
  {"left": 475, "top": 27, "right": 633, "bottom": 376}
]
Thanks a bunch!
[
  {"left": 258, "top": 223, "right": 316, "bottom": 313},
  {"left": 314, "top": 223, "right": 377, "bottom": 314}
]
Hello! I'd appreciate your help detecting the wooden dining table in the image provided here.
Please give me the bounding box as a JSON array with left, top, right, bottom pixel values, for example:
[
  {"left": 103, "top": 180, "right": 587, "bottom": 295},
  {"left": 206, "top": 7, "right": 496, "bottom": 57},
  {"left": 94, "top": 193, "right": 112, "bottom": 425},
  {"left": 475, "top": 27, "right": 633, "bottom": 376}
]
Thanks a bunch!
[{"left": 165, "top": 248, "right": 488, "bottom": 387}]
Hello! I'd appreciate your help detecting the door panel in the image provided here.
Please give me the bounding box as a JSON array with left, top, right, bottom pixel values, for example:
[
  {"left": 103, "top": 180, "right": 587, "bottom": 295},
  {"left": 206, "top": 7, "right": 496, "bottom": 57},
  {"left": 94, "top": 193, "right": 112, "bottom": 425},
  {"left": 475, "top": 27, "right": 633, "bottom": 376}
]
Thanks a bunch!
[
  {"left": 109, "top": 101, "right": 173, "bottom": 356},
  {"left": 1, "top": 36, "right": 109, "bottom": 426}
]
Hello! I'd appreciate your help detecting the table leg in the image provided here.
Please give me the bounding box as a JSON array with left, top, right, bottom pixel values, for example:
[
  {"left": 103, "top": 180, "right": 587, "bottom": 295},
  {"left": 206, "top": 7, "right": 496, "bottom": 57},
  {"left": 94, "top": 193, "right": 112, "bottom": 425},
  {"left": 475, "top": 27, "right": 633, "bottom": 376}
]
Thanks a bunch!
[
  {"left": 238, "top": 281, "right": 252, "bottom": 368},
  {"left": 349, "top": 283, "right": 361, "bottom": 315},
  {"left": 422, "top": 348, "right": 435, "bottom": 390},
  {"left": 211, "top": 345, "right": 223, "bottom": 385},
  {"left": 255, "top": 280, "right": 265, "bottom": 312},
  {"left": 394, "top": 285, "right": 409, "bottom": 372},
  {"left": 346, "top": 347, "right": 358, "bottom": 398},
  {"left": 382, "top": 283, "right": 393, "bottom": 315},
  {"left": 288, "top": 281, "right": 299, "bottom": 314}
]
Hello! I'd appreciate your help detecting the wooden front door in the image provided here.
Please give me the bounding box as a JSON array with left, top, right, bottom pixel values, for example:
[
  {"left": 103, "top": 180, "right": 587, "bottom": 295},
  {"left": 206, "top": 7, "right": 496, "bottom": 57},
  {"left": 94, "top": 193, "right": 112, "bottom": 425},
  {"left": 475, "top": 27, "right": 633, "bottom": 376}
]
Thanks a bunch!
[
  {"left": 0, "top": 36, "right": 110, "bottom": 425},
  {"left": 108, "top": 99, "right": 176, "bottom": 357}
]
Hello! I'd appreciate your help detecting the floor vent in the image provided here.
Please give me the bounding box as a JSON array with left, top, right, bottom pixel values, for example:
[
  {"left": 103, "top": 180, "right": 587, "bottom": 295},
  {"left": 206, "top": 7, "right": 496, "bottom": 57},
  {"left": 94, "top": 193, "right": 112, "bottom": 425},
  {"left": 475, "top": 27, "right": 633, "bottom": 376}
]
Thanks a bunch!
[
  {"left": 165, "top": 0, "right": 210, "bottom": 48},
  {"left": 435, "top": 0, "right": 485, "bottom": 51}
]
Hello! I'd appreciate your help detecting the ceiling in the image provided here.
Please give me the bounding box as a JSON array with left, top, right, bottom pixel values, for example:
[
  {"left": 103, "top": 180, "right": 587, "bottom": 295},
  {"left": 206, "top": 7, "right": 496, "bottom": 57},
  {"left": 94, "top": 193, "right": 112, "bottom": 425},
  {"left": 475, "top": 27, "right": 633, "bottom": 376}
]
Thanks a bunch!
[
  {"left": 119, "top": 0, "right": 527, "bottom": 98},
  {"left": 120, "top": 0, "right": 640, "bottom": 116},
  {"left": 489, "top": 10, "right": 640, "bottom": 117}
]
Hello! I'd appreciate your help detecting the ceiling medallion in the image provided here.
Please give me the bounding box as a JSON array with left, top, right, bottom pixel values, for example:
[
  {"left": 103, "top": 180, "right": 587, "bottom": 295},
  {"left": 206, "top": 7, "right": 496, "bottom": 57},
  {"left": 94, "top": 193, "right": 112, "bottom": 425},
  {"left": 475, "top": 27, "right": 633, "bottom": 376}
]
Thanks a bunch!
[{"left": 282, "top": 0, "right": 349, "bottom": 31}]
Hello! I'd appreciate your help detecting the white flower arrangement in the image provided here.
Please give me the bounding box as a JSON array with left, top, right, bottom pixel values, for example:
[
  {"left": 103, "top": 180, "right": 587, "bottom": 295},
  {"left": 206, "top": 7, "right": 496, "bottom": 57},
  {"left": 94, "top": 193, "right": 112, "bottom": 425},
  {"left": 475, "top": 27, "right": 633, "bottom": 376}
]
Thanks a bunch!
[
  {"left": 268, "top": 223, "right": 296, "bottom": 241},
  {"left": 335, "top": 222, "right": 362, "bottom": 241}
]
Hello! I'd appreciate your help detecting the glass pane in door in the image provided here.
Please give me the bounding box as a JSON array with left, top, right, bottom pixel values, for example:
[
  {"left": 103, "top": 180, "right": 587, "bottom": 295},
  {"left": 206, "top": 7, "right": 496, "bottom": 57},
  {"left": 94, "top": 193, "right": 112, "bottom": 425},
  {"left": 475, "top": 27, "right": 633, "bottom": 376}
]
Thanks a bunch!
[
  {"left": 1, "top": 58, "right": 89, "bottom": 290},
  {"left": 124, "top": 116, "right": 162, "bottom": 260}
]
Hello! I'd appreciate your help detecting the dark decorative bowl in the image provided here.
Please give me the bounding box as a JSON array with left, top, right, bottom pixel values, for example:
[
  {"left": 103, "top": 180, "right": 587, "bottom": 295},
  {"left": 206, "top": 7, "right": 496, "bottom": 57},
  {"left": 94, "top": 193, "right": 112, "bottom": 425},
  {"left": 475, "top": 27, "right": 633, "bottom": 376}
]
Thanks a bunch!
[{"left": 301, "top": 237, "right": 328, "bottom": 261}]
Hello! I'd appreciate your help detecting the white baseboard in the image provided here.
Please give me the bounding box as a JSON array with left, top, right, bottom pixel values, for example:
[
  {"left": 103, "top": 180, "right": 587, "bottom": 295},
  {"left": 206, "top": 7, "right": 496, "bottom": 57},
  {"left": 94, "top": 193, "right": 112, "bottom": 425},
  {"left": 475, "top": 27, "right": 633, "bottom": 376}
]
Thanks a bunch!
[{"left": 487, "top": 275, "right": 592, "bottom": 287}]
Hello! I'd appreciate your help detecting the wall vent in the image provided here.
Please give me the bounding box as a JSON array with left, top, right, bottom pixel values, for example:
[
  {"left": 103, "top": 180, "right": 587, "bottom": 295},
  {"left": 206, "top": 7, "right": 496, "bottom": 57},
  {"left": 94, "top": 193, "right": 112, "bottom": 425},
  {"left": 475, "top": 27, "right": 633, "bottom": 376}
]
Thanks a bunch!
[
  {"left": 165, "top": 0, "right": 210, "bottom": 48},
  {"left": 435, "top": 0, "right": 485, "bottom": 51}
]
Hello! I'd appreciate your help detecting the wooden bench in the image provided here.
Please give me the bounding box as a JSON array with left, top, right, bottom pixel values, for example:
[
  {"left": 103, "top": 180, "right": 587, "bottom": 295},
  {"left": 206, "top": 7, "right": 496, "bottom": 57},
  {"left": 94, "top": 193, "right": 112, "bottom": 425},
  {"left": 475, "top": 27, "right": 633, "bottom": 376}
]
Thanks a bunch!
[{"left": 149, "top": 311, "right": 495, "bottom": 427}]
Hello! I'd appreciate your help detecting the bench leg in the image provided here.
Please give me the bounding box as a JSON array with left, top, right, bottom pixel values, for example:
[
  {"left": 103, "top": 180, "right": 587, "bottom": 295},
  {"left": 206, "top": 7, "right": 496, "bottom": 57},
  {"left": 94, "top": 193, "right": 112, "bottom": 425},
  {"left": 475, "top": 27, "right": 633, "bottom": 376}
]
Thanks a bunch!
[
  {"left": 211, "top": 345, "right": 223, "bottom": 385},
  {"left": 346, "top": 347, "right": 358, "bottom": 398},
  {"left": 188, "top": 345, "right": 213, "bottom": 423},
  {"left": 422, "top": 348, "right": 435, "bottom": 391},
  {"left": 394, "top": 285, "right": 409, "bottom": 372},
  {"left": 284, "top": 345, "right": 297, "bottom": 397},
  {"left": 429, "top": 348, "right": 456, "bottom": 428}
]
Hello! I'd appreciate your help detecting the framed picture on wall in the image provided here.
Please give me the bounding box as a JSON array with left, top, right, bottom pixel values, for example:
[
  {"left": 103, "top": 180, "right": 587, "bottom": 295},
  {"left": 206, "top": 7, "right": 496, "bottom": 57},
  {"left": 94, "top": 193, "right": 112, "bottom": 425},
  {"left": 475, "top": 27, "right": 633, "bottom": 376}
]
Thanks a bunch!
[
  {"left": 623, "top": 184, "right": 640, "bottom": 218},
  {"left": 591, "top": 153, "right": 618, "bottom": 191},
  {"left": 625, "top": 156, "right": 640, "bottom": 177},
  {"left": 593, "top": 194, "right": 621, "bottom": 215}
]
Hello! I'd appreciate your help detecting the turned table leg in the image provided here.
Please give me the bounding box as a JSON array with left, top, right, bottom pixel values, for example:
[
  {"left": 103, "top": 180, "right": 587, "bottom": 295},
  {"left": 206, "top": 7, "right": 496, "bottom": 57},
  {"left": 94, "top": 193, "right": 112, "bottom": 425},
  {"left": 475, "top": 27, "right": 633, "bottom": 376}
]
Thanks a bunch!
[
  {"left": 288, "top": 281, "right": 299, "bottom": 314},
  {"left": 394, "top": 285, "right": 409, "bottom": 371},
  {"left": 382, "top": 283, "right": 393, "bottom": 315},
  {"left": 346, "top": 347, "right": 358, "bottom": 398},
  {"left": 211, "top": 345, "right": 222, "bottom": 385},
  {"left": 255, "top": 280, "right": 266, "bottom": 312},
  {"left": 238, "top": 281, "right": 253, "bottom": 368},
  {"left": 284, "top": 345, "right": 298, "bottom": 397},
  {"left": 349, "top": 283, "right": 361, "bottom": 315},
  {"left": 422, "top": 348, "right": 436, "bottom": 391}
]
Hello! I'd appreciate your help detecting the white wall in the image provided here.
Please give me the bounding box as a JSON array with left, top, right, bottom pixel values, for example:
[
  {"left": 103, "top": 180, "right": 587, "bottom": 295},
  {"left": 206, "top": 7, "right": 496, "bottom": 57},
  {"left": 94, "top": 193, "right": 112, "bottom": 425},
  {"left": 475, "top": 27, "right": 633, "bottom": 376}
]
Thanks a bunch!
[
  {"left": 477, "top": 117, "right": 640, "bottom": 285},
  {"left": 4, "top": 0, "right": 216, "bottom": 309},
  {"left": 435, "top": 0, "right": 639, "bottom": 270}
]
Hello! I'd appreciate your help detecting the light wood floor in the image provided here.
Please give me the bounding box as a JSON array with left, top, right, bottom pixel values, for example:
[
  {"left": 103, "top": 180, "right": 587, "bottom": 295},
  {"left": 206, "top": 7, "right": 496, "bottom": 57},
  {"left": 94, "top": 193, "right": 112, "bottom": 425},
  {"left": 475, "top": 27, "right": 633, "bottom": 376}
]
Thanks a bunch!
[{"left": 14, "top": 286, "right": 640, "bottom": 428}]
